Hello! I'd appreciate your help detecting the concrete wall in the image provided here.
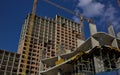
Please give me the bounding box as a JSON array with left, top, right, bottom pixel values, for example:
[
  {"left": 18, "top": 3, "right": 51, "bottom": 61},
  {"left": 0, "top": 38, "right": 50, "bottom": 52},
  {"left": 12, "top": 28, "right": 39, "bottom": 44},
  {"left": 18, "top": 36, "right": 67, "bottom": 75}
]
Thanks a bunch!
[
  {"left": 91, "top": 37, "right": 99, "bottom": 48},
  {"left": 108, "top": 25, "right": 115, "bottom": 37},
  {"left": 89, "top": 23, "right": 97, "bottom": 36},
  {"left": 112, "top": 39, "right": 118, "bottom": 48},
  {"left": 77, "top": 39, "right": 84, "bottom": 48}
]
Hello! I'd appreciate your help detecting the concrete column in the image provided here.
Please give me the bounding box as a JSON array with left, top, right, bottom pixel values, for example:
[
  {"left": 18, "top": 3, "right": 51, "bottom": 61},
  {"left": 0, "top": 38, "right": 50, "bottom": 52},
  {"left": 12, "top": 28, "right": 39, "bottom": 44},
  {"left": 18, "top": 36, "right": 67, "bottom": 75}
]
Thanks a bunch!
[
  {"left": 4, "top": 52, "right": 10, "bottom": 75},
  {"left": 80, "top": 16, "right": 84, "bottom": 40},
  {"left": 112, "top": 39, "right": 118, "bottom": 48},
  {"left": 39, "top": 62, "right": 43, "bottom": 75},
  {"left": 93, "top": 56, "right": 104, "bottom": 73},
  {"left": 108, "top": 25, "right": 115, "bottom": 37},
  {"left": 108, "top": 25, "right": 118, "bottom": 48},
  {"left": 91, "top": 37, "right": 99, "bottom": 48},
  {"left": 58, "top": 72, "right": 61, "bottom": 75},
  {"left": 117, "top": 32, "right": 120, "bottom": 39},
  {"left": 77, "top": 39, "right": 84, "bottom": 48},
  {"left": 58, "top": 56, "right": 61, "bottom": 60},
  {"left": 116, "top": 57, "right": 120, "bottom": 69},
  {"left": 89, "top": 23, "right": 97, "bottom": 36},
  {"left": 39, "top": 61, "right": 43, "bottom": 71}
]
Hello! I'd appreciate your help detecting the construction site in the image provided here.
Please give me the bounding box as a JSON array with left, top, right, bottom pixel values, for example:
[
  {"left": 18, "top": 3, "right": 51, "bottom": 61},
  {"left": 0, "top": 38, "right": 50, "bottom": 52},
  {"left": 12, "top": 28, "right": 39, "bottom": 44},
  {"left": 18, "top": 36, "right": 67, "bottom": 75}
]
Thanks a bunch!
[
  {"left": 0, "top": 0, "right": 120, "bottom": 75},
  {"left": 39, "top": 32, "right": 120, "bottom": 75},
  {"left": 21, "top": 0, "right": 120, "bottom": 75}
]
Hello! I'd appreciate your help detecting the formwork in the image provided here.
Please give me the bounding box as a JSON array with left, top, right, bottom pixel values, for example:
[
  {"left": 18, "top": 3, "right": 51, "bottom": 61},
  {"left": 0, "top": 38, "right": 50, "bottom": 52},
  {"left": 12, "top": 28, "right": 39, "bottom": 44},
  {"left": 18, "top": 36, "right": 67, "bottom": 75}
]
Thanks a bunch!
[
  {"left": 40, "top": 45, "right": 120, "bottom": 75},
  {"left": 69, "top": 46, "right": 120, "bottom": 75}
]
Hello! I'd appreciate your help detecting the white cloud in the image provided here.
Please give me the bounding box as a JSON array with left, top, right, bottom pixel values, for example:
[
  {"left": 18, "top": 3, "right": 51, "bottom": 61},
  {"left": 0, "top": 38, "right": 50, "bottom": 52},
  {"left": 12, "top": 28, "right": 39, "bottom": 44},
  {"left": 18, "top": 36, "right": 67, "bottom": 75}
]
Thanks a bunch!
[
  {"left": 78, "top": 0, "right": 92, "bottom": 7},
  {"left": 102, "top": 5, "right": 117, "bottom": 21},
  {"left": 73, "top": 0, "right": 120, "bottom": 31},
  {"left": 101, "top": 4, "right": 120, "bottom": 31},
  {"left": 77, "top": 0, "right": 105, "bottom": 17},
  {"left": 83, "top": 3, "right": 104, "bottom": 17}
]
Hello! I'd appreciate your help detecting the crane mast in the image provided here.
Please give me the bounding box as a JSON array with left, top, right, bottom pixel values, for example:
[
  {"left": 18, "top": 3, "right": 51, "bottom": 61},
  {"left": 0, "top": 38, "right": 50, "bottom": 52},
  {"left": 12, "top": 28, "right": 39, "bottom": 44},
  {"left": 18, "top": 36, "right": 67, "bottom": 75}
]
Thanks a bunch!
[
  {"left": 21, "top": 0, "right": 38, "bottom": 74},
  {"left": 32, "top": 0, "right": 38, "bottom": 15}
]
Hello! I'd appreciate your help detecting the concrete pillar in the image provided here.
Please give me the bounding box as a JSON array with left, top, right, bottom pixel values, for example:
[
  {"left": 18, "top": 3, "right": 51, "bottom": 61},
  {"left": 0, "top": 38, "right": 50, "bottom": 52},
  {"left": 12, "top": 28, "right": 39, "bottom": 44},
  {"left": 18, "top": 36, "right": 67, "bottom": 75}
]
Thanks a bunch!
[
  {"left": 58, "top": 72, "right": 61, "bottom": 75},
  {"left": 91, "top": 37, "right": 99, "bottom": 48},
  {"left": 77, "top": 39, "right": 84, "bottom": 48},
  {"left": 116, "top": 57, "right": 120, "bottom": 69},
  {"left": 112, "top": 39, "right": 118, "bottom": 48},
  {"left": 108, "top": 25, "right": 115, "bottom": 37},
  {"left": 80, "top": 16, "right": 85, "bottom": 40},
  {"left": 39, "top": 61, "right": 43, "bottom": 71},
  {"left": 117, "top": 32, "right": 120, "bottom": 39},
  {"left": 89, "top": 23, "right": 97, "bottom": 36},
  {"left": 93, "top": 56, "right": 105, "bottom": 73},
  {"left": 58, "top": 56, "right": 61, "bottom": 60}
]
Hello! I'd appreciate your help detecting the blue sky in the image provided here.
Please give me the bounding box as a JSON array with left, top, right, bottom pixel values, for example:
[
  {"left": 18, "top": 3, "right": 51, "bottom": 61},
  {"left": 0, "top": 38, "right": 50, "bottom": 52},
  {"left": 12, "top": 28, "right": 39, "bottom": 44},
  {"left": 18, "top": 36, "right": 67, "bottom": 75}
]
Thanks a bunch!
[{"left": 0, "top": 0, "right": 120, "bottom": 52}]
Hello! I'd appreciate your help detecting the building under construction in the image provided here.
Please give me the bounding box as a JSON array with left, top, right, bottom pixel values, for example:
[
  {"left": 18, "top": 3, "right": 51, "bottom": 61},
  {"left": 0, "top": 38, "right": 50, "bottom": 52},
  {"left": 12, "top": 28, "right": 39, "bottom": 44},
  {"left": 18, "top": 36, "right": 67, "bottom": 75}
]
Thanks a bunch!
[
  {"left": 0, "top": 49, "right": 20, "bottom": 75},
  {"left": 0, "top": 0, "right": 120, "bottom": 75},
  {"left": 17, "top": 13, "right": 83, "bottom": 75},
  {"left": 40, "top": 45, "right": 120, "bottom": 75},
  {"left": 17, "top": 0, "right": 120, "bottom": 75},
  {"left": 39, "top": 24, "right": 120, "bottom": 75}
]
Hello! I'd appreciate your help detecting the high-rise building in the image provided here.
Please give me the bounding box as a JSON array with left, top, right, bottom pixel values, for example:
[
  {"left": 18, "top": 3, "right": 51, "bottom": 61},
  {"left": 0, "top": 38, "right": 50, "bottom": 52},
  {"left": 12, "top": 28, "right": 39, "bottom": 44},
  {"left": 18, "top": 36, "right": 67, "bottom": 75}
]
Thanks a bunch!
[
  {"left": 17, "top": 13, "right": 83, "bottom": 75},
  {"left": 0, "top": 49, "right": 20, "bottom": 75}
]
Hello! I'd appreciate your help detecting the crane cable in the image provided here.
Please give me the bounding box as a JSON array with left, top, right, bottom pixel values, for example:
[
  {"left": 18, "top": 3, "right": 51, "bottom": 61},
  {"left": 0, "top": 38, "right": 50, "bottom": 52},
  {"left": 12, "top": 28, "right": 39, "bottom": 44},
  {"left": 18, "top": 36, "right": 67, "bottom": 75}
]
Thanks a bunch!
[{"left": 43, "top": 0, "right": 79, "bottom": 17}]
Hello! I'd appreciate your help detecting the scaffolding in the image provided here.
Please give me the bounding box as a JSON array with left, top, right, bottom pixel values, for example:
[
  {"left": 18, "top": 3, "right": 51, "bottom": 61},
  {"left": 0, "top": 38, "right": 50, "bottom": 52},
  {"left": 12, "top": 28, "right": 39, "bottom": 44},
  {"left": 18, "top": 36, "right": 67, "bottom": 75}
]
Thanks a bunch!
[
  {"left": 66, "top": 46, "right": 120, "bottom": 75},
  {"left": 40, "top": 45, "right": 120, "bottom": 75}
]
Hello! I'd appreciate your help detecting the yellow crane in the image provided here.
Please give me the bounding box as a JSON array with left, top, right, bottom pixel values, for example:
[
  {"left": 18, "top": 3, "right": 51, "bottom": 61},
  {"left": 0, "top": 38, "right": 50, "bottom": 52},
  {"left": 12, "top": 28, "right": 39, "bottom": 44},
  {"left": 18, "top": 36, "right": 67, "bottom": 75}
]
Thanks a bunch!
[
  {"left": 42, "top": 0, "right": 94, "bottom": 40},
  {"left": 32, "top": 0, "right": 38, "bottom": 15},
  {"left": 21, "top": 0, "right": 38, "bottom": 74},
  {"left": 31, "top": 0, "right": 93, "bottom": 39}
]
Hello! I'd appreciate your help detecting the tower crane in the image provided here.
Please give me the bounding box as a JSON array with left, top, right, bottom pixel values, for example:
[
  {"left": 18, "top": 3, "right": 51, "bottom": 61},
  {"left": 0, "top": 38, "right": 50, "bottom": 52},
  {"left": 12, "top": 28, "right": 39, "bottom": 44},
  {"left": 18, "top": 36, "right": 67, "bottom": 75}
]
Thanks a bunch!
[
  {"left": 32, "top": 0, "right": 38, "bottom": 15},
  {"left": 43, "top": 0, "right": 93, "bottom": 22},
  {"left": 20, "top": 0, "right": 38, "bottom": 74},
  {"left": 31, "top": 0, "right": 93, "bottom": 40},
  {"left": 42, "top": 0, "right": 94, "bottom": 40}
]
